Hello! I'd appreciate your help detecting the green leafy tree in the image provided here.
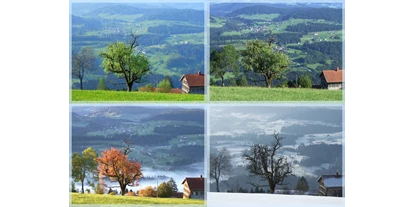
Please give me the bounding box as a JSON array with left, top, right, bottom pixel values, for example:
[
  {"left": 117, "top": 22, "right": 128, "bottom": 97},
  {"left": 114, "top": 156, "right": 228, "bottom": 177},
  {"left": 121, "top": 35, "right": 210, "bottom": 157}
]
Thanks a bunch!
[
  {"left": 163, "top": 75, "right": 174, "bottom": 88},
  {"left": 242, "top": 133, "right": 293, "bottom": 194},
  {"left": 157, "top": 79, "right": 172, "bottom": 93},
  {"left": 100, "top": 34, "right": 150, "bottom": 91},
  {"left": 71, "top": 147, "right": 98, "bottom": 193},
  {"left": 241, "top": 40, "right": 289, "bottom": 88},
  {"left": 97, "top": 77, "right": 107, "bottom": 90},
  {"left": 158, "top": 182, "right": 173, "bottom": 198},
  {"left": 237, "top": 75, "right": 248, "bottom": 86},
  {"left": 167, "top": 178, "right": 178, "bottom": 192},
  {"left": 210, "top": 147, "right": 233, "bottom": 192},
  {"left": 72, "top": 47, "right": 96, "bottom": 90},
  {"left": 295, "top": 176, "right": 309, "bottom": 195},
  {"left": 210, "top": 44, "right": 239, "bottom": 86},
  {"left": 297, "top": 74, "right": 312, "bottom": 88}
]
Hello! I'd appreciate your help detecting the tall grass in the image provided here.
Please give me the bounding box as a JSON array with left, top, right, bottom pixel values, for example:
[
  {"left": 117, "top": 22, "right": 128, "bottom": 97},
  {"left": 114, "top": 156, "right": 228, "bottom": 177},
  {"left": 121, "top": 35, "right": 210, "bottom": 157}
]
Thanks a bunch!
[
  {"left": 209, "top": 86, "right": 343, "bottom": 102},
  {"left": 71, "top": 90, "right": 204, "bottom": 102}
]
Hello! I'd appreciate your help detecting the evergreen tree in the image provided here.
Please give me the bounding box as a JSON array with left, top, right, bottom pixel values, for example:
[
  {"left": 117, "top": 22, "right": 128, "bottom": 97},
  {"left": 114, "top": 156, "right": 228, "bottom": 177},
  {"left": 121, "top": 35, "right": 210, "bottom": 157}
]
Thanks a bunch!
[
  {"left": 295, "top": 176, "right": 309, "bottom": 195},
  {"left": 167, "top": 178, "right": 178, "bottom": 192}
]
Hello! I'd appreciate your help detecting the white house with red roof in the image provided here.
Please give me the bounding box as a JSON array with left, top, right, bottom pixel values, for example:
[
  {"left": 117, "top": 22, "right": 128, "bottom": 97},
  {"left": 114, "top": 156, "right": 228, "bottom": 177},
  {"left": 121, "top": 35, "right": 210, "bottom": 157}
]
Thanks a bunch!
[
  {"left": 180, "top": 71, "right": 205, "bottom": 94},
  {"left": 319, "top": 67, "right": 344, "bottom": 90},
  {"left": 181, "top": 175, "right": 205, "bottom": 199}
]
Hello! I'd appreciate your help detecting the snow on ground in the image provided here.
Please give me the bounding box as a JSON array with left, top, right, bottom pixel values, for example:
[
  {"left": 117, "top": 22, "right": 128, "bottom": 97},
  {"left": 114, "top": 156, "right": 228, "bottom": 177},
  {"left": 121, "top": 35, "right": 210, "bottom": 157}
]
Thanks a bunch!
[{"left": 208, "top": 192, "right": 344, "bottom": 207}]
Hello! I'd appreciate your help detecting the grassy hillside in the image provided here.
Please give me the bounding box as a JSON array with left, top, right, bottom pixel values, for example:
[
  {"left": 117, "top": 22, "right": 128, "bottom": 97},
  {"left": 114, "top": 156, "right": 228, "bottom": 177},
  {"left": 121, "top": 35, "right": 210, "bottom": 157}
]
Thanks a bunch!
[
  {"left": 209, "top": 86, "right": 343, "bottom": 101},
  {"left": 70, "top": 193, "right": 205, "bottom": 205}
]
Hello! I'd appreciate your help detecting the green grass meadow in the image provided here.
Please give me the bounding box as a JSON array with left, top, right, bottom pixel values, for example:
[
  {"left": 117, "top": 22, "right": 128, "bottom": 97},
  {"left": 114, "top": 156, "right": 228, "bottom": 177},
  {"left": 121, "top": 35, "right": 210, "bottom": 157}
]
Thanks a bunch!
[
  {"left": 70, "top": 193, "right": 205, "bottom": 205},
  {"left": 71, "top": 90, "right": 204, "bottom": 102},
  {"left": 209, "top": 86, "right": 343, "bottom": 101}
]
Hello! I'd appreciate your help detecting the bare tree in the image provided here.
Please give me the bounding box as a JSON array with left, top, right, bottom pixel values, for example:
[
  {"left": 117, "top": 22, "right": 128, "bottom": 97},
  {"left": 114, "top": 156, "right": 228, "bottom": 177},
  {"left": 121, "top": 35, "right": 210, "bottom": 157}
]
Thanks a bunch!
[
  {"left": 242, "top": 132, "right": 293, "bottom": 194},
  {"left": 210, "top": 147, "right": 233, "bottom": 192},
  {"left": 72, "top": 47, "right": 96, "bottom": 90}
]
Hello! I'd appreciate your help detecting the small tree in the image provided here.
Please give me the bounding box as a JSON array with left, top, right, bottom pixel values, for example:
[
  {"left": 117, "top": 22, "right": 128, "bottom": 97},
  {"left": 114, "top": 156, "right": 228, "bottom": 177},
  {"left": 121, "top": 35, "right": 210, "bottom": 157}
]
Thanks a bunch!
[
  {"left": 297, "top": 74, "right": 312, "bottom": 88},
  {"left": 158, "top": 182, "right": 173, "bottom": 198},
  {"left": 138, "top": 186, "right": 157, "bottom": 197},
  {"left": 210, "top": 147, "right": 233, "bottom": 192},
  {"left": 295, "top": 176, "right": 309, "bottom": 195},
  {"left": 237, "top": 75, "right": 248, "bottom": 86},
  {"left": 167, "top": 178, "right": 178, "bottom": 193},
  {"left": 97, "top": 77, "right": 107, "bottom": 90},
  {"left": 72, "top": 47, "right": 96, "bottom": 90},
  {"left": 157, "top": 79, "right": 172, "bottom": 93},
  {"left": 71, "top": 147, "right": 98, "bottom": 193}
]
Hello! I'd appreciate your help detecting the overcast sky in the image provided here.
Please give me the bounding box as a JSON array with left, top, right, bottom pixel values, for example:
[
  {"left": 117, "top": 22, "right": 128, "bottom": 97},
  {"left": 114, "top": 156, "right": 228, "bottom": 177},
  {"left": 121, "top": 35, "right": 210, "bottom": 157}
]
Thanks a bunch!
[{"left": 210, "top": 105, "right": 343, "bottom": 140}]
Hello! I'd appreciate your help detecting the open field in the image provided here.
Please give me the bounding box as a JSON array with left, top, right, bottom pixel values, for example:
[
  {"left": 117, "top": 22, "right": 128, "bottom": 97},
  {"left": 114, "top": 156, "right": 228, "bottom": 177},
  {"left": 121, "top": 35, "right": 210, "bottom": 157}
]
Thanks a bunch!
[
  {"left": 209, "top": 86, "right": 343, "bottom": 101},
  {"left": 71, "top": 90, "right": 204, "bottom": 102},
  {"left": 71, "top": 193, "right": 205, "bottom": 205}
]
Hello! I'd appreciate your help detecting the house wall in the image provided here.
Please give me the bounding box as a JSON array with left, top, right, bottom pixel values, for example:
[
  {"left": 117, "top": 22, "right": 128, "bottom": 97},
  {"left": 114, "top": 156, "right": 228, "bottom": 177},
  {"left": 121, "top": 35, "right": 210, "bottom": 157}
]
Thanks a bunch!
[
  {"left": 320, "top": 76, "right": 328, "bottom": 89},
  {"left": 190, "top": 190, "right": 205, "bottom": 199},
  {"left": 327, "top": 83, "right": 342, "bottom": 90},
  {"left": 183, "top": 182, "right": 191, "bottom": 199},
  {"left": 189, "top": 86, "right": 204, "bottom": 94},
  {"left": 181, "top": 78, "right": 190, "bottom": 94},
  {"left": 318, "top": 183, "right": 343, "bottom": 197}
]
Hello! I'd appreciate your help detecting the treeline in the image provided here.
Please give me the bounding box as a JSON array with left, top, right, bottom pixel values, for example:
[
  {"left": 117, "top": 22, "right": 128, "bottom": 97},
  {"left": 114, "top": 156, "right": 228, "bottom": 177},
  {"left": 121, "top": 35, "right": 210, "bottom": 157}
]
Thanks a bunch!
[
  {"left": 285, "top": 23, "right": 342, "bottom": 33},
  {"left": 154, "top": 125, "right": 204, "bottom": 135},
  {"left": 210, "top": 31, "right": 302, "bottom": 47},
  {"left": 276, "top": 8, "right": 342, "bottom": 23},
  {"left": 148, "top": 25, "right": 204, "bottom": 35},
  {"left": 297, "top": 143, "right": 342, "bottom": 167},
  {"left": 170, "top": 145, "right": 204, "bottom": 165},
  {"left": 226, "top": 6, "right": 342, "bottom": 23},
  {"left": 137, "top": 9, "right": 204, "bottom": 25},
  {"left": 292, "top": 41, "right": 343, "bottom": 70}
]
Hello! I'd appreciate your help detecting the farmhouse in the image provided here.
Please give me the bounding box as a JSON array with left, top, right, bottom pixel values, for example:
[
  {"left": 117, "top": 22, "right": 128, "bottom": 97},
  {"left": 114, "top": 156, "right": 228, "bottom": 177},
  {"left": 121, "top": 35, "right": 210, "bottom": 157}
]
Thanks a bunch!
[
  {"left": 181, "top": 175, "right": 205, "bottom": 199},
  {"left": 317, "top": 172, "right": 344, "bottom": 197},
  {"left": 180, "top": 71, "right": 204, "bottom": 94},
  {"left": 319, "top": 67, "right": 344, "bottom": 90}
]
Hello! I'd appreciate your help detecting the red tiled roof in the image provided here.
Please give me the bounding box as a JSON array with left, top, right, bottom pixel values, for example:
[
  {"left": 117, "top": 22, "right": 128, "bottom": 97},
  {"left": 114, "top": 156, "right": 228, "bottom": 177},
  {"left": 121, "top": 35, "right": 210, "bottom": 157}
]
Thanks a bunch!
[
  {"left": 182, "top": 177, "right": 204, "bottom": 191},
  {"left": 180, "top": 72, "right": 205, "bottom": 87},
  {"left": 320, "top": 68, "right": 344, "bottom": 83}
]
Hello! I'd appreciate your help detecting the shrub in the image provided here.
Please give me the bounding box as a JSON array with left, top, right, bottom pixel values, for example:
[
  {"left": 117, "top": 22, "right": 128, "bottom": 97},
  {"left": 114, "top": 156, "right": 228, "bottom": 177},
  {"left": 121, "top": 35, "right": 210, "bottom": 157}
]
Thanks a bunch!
[
  {"left": 139, "top": 84, "right": 155, "bottom": 92},
  {"left": 297, "top": 74, "right": 312, "bottom": 88},
  {"left": 158, "top": 182, "right": 173, "bottom": 198},
  {"left": 157, "top": 79, "right": 172, "bottom": 93},
  {"left": 236, "top": 75, "right": 248, "bottom": 86},
  {"left": 97, "top": 77, "right": 107, "bottom": 90},
  {"left": 109, "top": 191, "right": 117, "bottom": 195},
  {"left": 126, "top": 191, "right": 136, "bottom": 196},
  {"left": 94, "top": 182, "right": 104, "bottom": 194},
  {"left": 138, "top": 186, "right": 157, "bottom": 197}
]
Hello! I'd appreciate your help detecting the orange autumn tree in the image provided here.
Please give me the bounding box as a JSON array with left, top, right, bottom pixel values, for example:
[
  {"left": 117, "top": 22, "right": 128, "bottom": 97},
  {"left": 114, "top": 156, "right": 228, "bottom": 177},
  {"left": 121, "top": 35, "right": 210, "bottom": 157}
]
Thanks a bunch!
[{"left": 95, "top": 144, "right": 142, "bottom": 195}]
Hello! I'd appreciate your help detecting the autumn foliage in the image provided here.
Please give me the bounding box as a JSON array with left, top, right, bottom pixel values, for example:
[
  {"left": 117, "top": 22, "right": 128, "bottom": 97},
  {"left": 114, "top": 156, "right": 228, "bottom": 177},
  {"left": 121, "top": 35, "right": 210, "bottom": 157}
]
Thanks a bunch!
[{"left": 95, "top": 147, "right": 142, "bottom": 195}]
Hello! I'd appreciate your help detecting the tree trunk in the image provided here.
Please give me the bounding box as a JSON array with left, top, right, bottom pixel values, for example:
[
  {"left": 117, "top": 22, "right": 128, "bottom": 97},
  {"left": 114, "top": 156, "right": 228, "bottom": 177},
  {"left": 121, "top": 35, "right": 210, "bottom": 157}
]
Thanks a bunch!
[
  {"left": 269, "top": 182, "right": 276, "bottom": 194},
  {"left": 221, "top": 76, "right": 224, "bottom": 87},
  {"left": 264, "top": 75, "right": 271, "bottom": 88},
  {"left": 80, "top": 77, "right": 83, "bottom": 90},
  {"left": 120, "top": 184, "right": 126, "bottom": 195},
  {"left": 215, "top": 178, "right": 220, "bottom": 192},
  {"left": 81, "top": 178, "right": 84, "bottom": 193},
  {"left": 127, "top": 82, "right": 133, "bottom": 92}
]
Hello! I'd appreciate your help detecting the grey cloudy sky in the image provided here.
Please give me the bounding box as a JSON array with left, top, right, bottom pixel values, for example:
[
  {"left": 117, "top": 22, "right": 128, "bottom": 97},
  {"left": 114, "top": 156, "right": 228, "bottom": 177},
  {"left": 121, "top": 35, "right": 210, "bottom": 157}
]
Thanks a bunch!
[{"left": 210, "top": 105, "right": 343, "bottom": 139}]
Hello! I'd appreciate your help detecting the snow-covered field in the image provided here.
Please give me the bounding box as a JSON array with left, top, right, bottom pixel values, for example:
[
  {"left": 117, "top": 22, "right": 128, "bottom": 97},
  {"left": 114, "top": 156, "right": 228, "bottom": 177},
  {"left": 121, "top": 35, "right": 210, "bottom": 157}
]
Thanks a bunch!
[{"left": 208, "top": 192, "right": 344, "bottom": 207}]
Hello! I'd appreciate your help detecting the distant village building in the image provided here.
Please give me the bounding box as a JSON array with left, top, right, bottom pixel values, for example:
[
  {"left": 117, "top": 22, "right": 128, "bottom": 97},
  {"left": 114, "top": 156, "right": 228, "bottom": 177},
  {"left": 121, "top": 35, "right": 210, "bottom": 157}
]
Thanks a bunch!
[
  {"left": 181, "top": 175, "right": 205, "bottom": 199},
  {"left": 319, "top": 67, "right": 344, "bottom": 90},
  {"left": 180, "top": 71, "right": 204, "bottom": 94},
  {"left": 317, "top": 172, "right": 344, "bottom": 197}
]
